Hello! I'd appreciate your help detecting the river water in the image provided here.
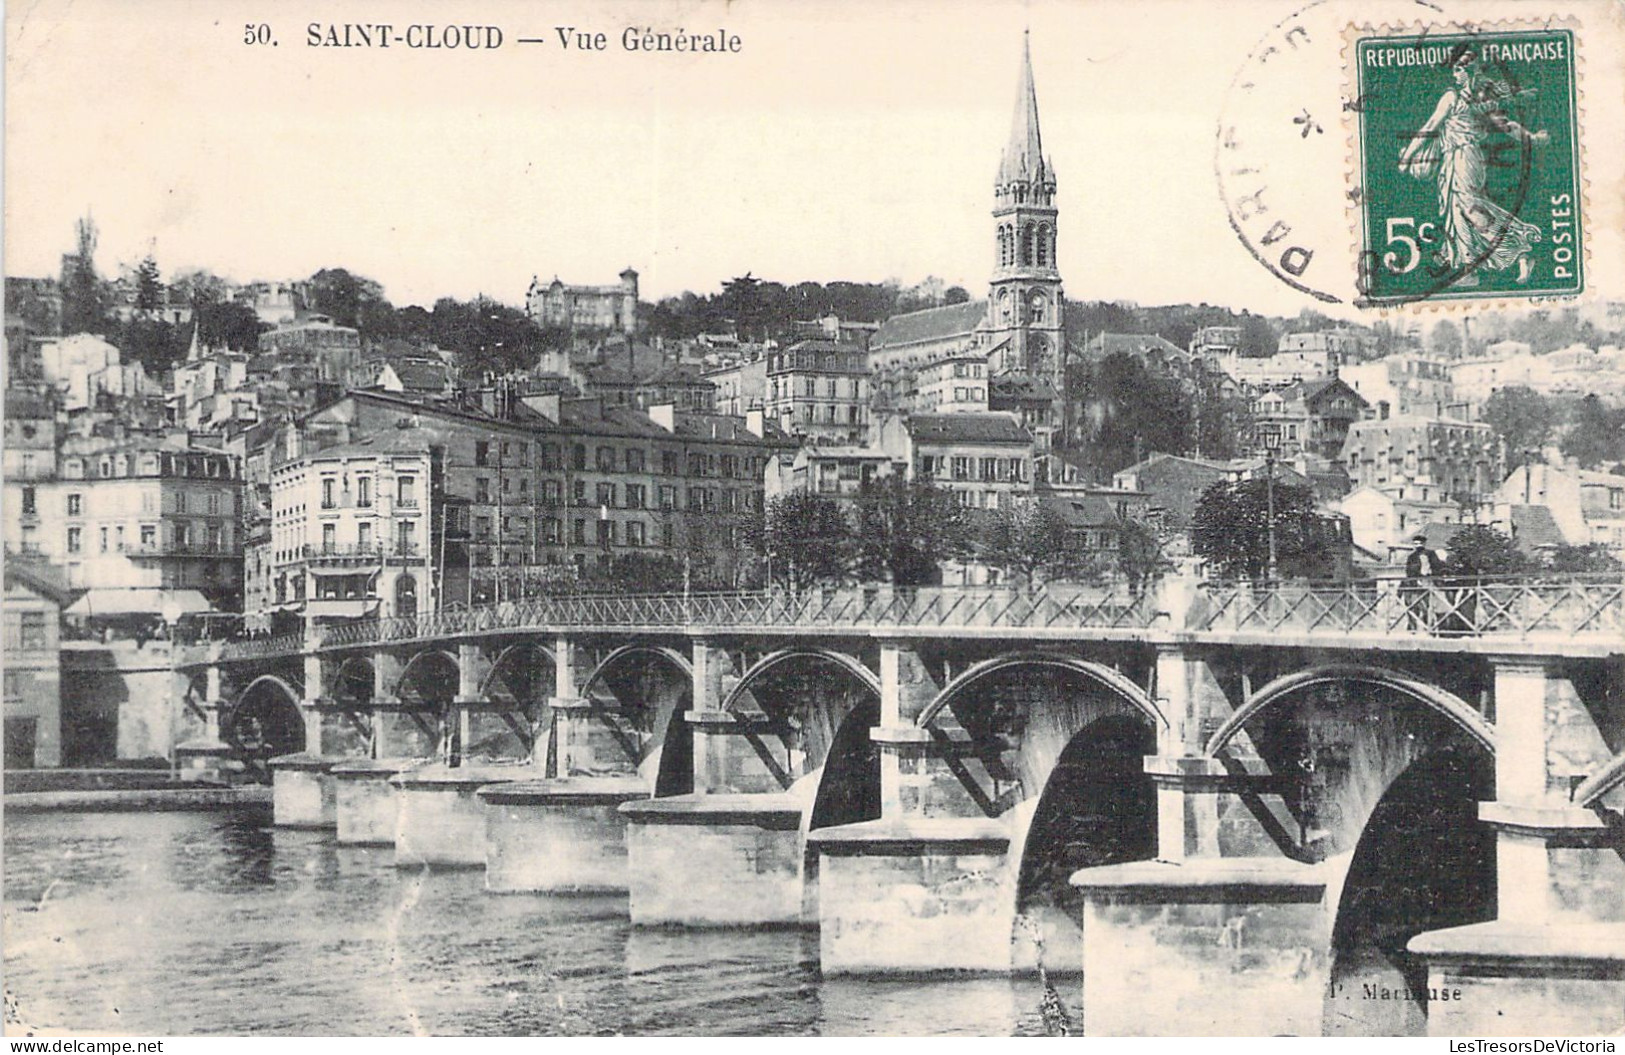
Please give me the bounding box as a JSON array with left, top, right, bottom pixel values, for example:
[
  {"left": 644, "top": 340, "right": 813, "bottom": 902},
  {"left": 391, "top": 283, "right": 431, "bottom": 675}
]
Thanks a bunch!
[{"left": 3, "top": 808, "right": 1080, "bottom": 1036}]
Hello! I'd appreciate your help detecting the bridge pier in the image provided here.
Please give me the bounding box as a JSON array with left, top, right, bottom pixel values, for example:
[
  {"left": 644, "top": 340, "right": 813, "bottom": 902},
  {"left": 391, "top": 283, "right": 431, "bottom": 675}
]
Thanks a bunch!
[
  {"left": 1071, "top": 646, "right": 1340, "bottom": 1035},
  {"left": 813, "top": 641, "right": 1021, "bottom": 973},
  {"left": 269, "top": 752, "right": 338, "bottom": 828},
  {"left": 1408, "top": 657, "right": 1625, "bottom": 1037},
  {"left": 625, "top": 638, "right": 807, "bottom": 926},
  {"left": 332, "top": 757, "right": 417, "bottom": 845},
  {"left": 484, "top": 636, "right": 645, "bottom": 892}
]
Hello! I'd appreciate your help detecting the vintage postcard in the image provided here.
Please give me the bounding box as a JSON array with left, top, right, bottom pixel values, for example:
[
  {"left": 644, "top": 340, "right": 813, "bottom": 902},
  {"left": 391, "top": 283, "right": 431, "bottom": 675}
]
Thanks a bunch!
[{"left": 4, "top": 0, "right": 1624, "bottom": 1040}]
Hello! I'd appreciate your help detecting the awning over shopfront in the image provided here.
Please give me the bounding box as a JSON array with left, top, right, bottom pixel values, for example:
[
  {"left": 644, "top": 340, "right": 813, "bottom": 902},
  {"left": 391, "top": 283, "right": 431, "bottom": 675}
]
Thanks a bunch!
[{"left": 66, "top": 589, "right": 213, "bottom": 620}]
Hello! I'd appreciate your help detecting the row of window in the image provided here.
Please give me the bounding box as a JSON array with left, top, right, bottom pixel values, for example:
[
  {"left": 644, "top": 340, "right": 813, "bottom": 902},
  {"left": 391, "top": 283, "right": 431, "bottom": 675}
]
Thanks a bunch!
[
  {"left": 27, "top": 488, "right": 233, "bottom": 517},
  {"left": 63, "top": 521, "right": 229, "bottom": 555},
  {"left": 918, "top": 456, "right": 1029, "bottom": 483},
  {"left": 769, "top": 376, "right": 866, "bottom": 399},
  {"left": 319, "top": 474, "right": 416, "bottom": 509},
  {"left": 532, "top": 443, "right": 766, "bottom": 480},
  {"left": 784, "top": 404, "right": 864, "bottom": 425}
]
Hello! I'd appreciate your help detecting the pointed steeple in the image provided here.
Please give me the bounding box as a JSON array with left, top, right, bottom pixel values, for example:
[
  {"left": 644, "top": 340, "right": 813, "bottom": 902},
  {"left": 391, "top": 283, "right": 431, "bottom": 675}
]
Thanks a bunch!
[
  {"left": 186, "top": 321, "right": 202, "bottom": 362},
  {"left": 999, "top": 31, "right": 1049, "bottom": 188}
]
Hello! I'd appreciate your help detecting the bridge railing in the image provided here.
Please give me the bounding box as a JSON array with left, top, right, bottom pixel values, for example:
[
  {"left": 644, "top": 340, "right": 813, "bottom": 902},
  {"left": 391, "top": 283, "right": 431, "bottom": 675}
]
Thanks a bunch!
[
  {"left": 1194, "top": 574, "right": 1624, "bottom": 640},
  {"left": 216, "top": 632, "right": 309, "bottom": 662},
  {"left": 310, "top": 584, "right": 1161, "bottom": 649}
]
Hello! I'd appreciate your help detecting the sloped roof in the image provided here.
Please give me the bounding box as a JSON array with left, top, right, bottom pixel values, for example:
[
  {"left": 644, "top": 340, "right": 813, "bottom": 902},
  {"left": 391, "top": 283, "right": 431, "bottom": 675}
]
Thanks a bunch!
[
  {"left": 905, "top": 412, "right": 1031, "bottom": 445},
  {"left": 871, "top": 300, "right": 987, "bottom": 349},
  {"left": 386, "top": 361, "right": 451, "bottom": 391},
  {"left": 1508, "top": 504, "right": 1567, "bottom": 551},
  {"left": 1040, "top": 494, "right": 1121, "bottom": 528},
  {"left": 1085, "top": 333, "right": 1187, "bottom": 359},
  {"left": 4, "top": 559, "right": 77, "bottom": 607}
]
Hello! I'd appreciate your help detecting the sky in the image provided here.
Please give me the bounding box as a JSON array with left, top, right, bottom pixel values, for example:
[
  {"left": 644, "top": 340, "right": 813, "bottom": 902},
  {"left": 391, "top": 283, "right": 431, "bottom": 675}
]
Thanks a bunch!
[{"left": 6, "top": 0, "right": 1622, "bottom": 318}]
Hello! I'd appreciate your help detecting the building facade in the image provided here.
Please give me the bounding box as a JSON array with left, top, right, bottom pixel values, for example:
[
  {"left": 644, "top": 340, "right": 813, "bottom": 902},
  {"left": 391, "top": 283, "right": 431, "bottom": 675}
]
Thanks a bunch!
[
  {"left": 1341, "top": 416, "right": 1503, "bottom": 507},
  {"left": 878, "top": 412, "right": 1035, "bottom": 511},
  {"left": 6, "top": 438, "right": 243, "bottom": 607},
  {"left": 526, "top": 269, "right": 639, "bottom": 335},
  {"left": 766, "top": 339, "right": 870, "bottom": 444},
  {"left": 3, "top": 562, "right": 70, "bottom": 768}
]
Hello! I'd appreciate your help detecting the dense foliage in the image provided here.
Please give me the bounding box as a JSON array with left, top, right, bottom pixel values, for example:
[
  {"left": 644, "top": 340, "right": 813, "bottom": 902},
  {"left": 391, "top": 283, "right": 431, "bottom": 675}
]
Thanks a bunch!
[{"left": 1191, "top": 477, "right": 1336, "bottom": 579}]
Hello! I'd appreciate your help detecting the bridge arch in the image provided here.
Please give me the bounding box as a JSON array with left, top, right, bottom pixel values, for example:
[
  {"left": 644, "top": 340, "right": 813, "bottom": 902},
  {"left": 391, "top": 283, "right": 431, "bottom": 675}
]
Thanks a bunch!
[
  {"left": 719, "top": 648, "right": 885, "bottom": 830},
  {"left": 329, "top": 656, "right": 375, "bottom": 705},
  {"left": 392, "top": 648, "right": 460, "bottom": 703},
  {"left": 579, "top": 643, "right": 695, "bottom": 793},
  {"left": 918, "top": 652, "right": 1166, "bottom": 733},
  {"left": 225, "top": 674, "right": 307, "bottom": 759},
  {"left": 477, "top": 641, "right": 557, "bottom": 702},
  {"left": 1203, "top": 664, "right": 1495, "bottom": 759},
  {"left": 721, "top": 648, "right": 880, "bottom": 713}
]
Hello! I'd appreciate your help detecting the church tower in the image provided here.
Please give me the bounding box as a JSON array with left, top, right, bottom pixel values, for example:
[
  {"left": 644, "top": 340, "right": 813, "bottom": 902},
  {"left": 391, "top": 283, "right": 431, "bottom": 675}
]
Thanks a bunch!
[{"left": 984, "top": 32, "right": 1064, "bottom": 390}]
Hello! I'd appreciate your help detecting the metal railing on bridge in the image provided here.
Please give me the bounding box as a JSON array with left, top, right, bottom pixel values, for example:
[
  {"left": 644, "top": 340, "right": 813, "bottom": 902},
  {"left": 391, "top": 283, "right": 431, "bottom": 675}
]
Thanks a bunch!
[
  {"left": 308, "top": 584, "right": 1161, "bottom": 650},
  {"left": 1195, "top": 574, "right": 1623, "bottom": 641},
  {"left": 196, "top": 574, "right": 1623, "bottom": 663}
]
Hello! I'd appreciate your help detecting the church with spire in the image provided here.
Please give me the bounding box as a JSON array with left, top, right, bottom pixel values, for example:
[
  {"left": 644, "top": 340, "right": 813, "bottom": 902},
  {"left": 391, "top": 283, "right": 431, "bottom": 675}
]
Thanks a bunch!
[{"left": 868, "top": 32, "right": 1066, "bottom": 453}]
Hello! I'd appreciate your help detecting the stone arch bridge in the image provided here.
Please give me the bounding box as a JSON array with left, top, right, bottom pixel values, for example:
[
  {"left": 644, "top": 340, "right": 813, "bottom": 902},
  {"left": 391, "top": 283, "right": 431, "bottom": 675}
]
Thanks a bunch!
[{"left": 177, "top": 577, "right": 1625, "bottom": 1036}]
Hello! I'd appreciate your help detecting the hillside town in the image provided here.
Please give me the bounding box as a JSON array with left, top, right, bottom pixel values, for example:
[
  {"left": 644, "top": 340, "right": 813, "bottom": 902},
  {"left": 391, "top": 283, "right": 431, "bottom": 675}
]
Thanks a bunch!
[{"left": 5, "top": 45, "right": 1624, "bottom": 774}]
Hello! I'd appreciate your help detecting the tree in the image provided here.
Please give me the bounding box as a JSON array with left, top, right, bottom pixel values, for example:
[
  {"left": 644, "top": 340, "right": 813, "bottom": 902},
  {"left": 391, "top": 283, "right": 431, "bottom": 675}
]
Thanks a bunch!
[
  {"left": 60, "top": 215, "right": 106, "bottom": 334},
  {"left": 759, "top": 492, "right": 854, "bottom": 590},
  {"left": 853, "top": 476, "right": 973, "bottom": 585},
  {"left": 1560, "top": 395, "right": 1625, "bottom": 469},
  {"left": 134, "top": 255, "right": 164, "bottom": 313},
  {"left": 1191, "top": 477, "right": 1333, "bottom": 579},
  {"left": 1237, "top": 313, "right": 1278, "bottom": 357},
  {"left": 1115, "top": 518, "right": 1175, "bottom": 596},
  {"left": 195, "top": 301, "right": 267, "bottom": 351},
  {"left": 1429, "top": 319, "right": 1463, "bottom": 359},
  {"left": 306, "top": 267, "right": 395, "bottom": 337},
  {"left": 1480, "top": 386, "right": 1553, "bottom": 458},
  {"left": 978, "top": 500, "right": 1088, "bottom": 588},
  {"left": 943, "top": 286, "right": 971, "bottom": 305},
  {"left": 170, "top": 268, "right": 230, "bottom": 311},
  {"left": 1542, "top": 543, "right": 1621, "bottom": 574},
  {"left": 1444, "top": 525, "right": 1525, "bottom": 577}
]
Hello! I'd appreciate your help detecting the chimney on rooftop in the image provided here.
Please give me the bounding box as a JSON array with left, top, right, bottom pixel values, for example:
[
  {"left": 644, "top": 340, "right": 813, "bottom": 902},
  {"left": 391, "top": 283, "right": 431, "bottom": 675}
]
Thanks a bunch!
[
  {"left": 648, "top": 403, "right": 675, "bottom": 432},
  {"left": 745, "top": 409, "right": 765, "bottom": 438}
]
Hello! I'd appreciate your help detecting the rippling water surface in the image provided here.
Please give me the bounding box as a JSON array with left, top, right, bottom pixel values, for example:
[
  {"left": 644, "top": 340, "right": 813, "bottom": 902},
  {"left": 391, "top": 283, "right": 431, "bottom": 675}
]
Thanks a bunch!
[{"left": 4, "top": 809, "right": 1079, "bottom": 1036}]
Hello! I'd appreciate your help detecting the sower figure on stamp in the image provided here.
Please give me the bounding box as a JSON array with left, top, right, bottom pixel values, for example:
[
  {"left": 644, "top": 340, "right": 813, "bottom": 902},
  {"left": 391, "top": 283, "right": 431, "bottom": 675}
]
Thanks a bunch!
[
  {"left": 1403, "top": 532, "right": 1443, "bottom": 631},
  {"left": 1399, "top": 47, "right": 1548, "bottom": 288}
]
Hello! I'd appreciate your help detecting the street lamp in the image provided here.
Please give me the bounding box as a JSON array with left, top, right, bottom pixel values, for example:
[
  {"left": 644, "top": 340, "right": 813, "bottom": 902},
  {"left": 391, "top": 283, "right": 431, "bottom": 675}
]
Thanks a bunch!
[{"left": 1260, "top": 423, "right": 1282, "bottom": 580}]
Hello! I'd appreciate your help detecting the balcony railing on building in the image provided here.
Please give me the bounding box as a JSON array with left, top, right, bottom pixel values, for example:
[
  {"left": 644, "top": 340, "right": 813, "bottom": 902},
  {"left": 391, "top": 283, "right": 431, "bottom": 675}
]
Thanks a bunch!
[{"left": 300, "top": 542, "right": 423, "bottom": 564}]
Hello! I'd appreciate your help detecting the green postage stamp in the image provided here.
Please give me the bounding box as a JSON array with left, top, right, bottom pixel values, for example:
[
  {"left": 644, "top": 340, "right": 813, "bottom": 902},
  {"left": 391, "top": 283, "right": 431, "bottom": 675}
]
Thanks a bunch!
[{"left": 1353, "top": 26, "right": 1582, "bottom": 305}]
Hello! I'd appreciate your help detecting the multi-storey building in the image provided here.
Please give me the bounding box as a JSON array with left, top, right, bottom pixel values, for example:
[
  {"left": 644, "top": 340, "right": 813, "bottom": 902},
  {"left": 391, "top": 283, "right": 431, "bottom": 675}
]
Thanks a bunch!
[
  {"left": 1341, "top": 415, "right": 1503, "bottom": 507},
  {"left": 257, "top": 315, "right": 362, "bottom": 383},
  {"left": 766, "top": 339, "right": 870, "bottom": 444},
  {"left": 778, "top": 446, "right": 899, "bottom": 505},
  {"left": 703, "top": 357, "right": 767, "bottom": 417},
  {"left": 4, "top": 437, "right": 243, "bottom": 610},
  {"left": 1252, "top": 377, "right": 1369, "bottom": 464},
  {"left": 4, "top": 387, "right": 58, "bottom": 484},
  {"left": 3, "top": 560, "right": 71, "bottom": 769},
  {"left": 273, "top": 389, "right": 797, "bottom": 608},
  {"left": 913, "top": 352, "right": 989, "bottom": 414},
  {"left": 877, "top": 412, "right": 1035, "bottom": 511},
  {"left": 1339, "top": 353, "right": 1458, "bottom": 419},
  {"left": 526, "top": 269, "right": 639, "bottom": 335},
  {"left": 268, "top": 428, "right": 442, "bottom": 620}
]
